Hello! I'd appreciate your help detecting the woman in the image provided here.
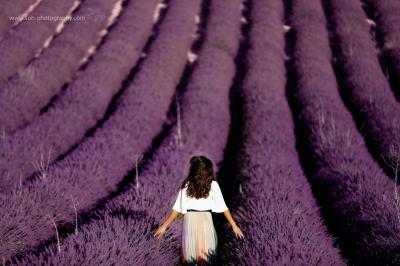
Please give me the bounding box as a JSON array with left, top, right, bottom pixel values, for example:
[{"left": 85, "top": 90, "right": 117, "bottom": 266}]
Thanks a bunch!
[{"left": 154, "top": 155, "right": 244, "bottom": 265}]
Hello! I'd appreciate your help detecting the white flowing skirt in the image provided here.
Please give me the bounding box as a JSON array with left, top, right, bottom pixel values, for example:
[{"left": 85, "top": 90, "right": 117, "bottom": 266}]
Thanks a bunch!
[{"left": 182, "top": 211, "right": 218, "bottom": 264}]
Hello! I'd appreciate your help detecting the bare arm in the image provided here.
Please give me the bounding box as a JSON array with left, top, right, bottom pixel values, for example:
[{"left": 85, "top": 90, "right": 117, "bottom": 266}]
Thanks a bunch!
[
  {"left": 223, "top": 210, "right": 238, "bottom": 227},
  {"left": 153, "top": 210, "right": 179, "bottom": 238},
  {"left": 162, "top": 210, "right": 179, "bottom": 228},
  {"left": 223, "top": 210, "right": 244, "bottom": 239}
]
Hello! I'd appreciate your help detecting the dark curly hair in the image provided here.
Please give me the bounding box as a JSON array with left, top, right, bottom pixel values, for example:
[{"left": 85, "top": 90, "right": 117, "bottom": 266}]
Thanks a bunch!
[{"left": 181, "top": 155, "right": 216, "bottom": 199}]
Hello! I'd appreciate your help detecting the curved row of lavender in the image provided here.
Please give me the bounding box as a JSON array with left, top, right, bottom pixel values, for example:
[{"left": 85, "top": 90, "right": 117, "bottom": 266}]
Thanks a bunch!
[
  {"left": 289, "top": 0, "right": 400, "bottom": 264},
  {"left": 218, "top": 0, "right": 344, "bottom": 264},
  {"left": 0, "top": 0, "right": 78, "bottom": 83},
  {"left": 0, "top": 0, "right": 36, "bottom": 37},
  {"left": 0, "top": 0, "right": 160, "bottom": 193},
  {"left": 365, "top": 0, "right": 400, "bottom": 96},
  {"left": 0, "top": 0, "right": 198, "bottom": 261},
  {"left": 14, "top": 0, "right": 241, "bottom": 264},
  {"left": 323, "top": 0, "right": 400, "bottom": 179},
  {"left": 0, "top": 0, "right": 119, "bottom": 135}
]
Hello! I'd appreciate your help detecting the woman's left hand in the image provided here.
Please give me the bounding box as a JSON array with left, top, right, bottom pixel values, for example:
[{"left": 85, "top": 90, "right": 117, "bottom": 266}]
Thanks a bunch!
[
  {"left": 153, "top": 224, "right": 167, "bottom": 239},
  {"left": 232, "top": 224, "right": 244, "bottom": 239}
]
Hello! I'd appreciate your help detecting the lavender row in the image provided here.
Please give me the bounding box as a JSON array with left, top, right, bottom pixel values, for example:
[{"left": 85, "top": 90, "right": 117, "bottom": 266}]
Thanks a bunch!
[
  {"left": 0, "top": 0, "right": 119, "bottom": 135},
  {"left": 0, "top": 0, "right": 156, "bottom": 193},
  {"left": 218, "top": 0, "right": 345, "bottom": 264},
  {"left": 0, "top": 0, "right": 198, "bottom": 261},
  {"left": 0, "top": 0, "right": 77, "bottom": 83},
  {"left": 289, "top": 0, "right": 400, "bottom": 264},
  {"left": 365, "top": 0, "right": 400, "bottom": 96},
  {"left": 0, "top": 0, "right": 36, "bottom": 37},
  {"left": 323, "top": 0, "right": 400, "bottom": 179},
  {"left": 14, "top": 0, "right": 241, "bottom": 264}
]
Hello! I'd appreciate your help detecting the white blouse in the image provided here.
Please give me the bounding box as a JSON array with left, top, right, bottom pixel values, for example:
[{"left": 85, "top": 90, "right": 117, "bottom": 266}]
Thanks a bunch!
[{"left": 172, "top": 180, "right": 229, "bottom": 214}]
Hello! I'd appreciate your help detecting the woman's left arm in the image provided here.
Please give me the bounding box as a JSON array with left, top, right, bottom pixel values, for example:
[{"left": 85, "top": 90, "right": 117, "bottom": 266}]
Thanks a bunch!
[{"left": 153, "top": 210, "right": 179, "bottom": 238}]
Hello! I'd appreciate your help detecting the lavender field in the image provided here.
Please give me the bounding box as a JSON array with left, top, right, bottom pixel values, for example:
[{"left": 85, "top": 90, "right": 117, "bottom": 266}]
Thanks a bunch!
[{"left": 0, "top": 0, "right": 399, "bottom": 265}]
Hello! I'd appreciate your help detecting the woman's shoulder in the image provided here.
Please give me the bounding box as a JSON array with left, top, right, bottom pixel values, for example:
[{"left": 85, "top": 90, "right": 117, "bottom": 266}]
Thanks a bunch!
[
  {"left": 182, "top": 181, "right": 189, "bottom": 189},
  {"left": 211, "top": 180, "right": 220, "bottom": 188}
]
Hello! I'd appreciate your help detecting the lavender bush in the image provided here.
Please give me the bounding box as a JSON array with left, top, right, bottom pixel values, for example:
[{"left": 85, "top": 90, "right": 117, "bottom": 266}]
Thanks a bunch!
[
  {"left": 0, "top": 0, "right": 80, "bottom": 83},
  {"left": 13, "top": 0, "right": 241, "bottom": 264},
  {"left": 323, "top": 0, "right": 400, "bottom": 179},
  {"left": 288, "top": 0, "right": 400, "bottom": 264},
  {"left": 364, "top": 0, "right": 400, "bottom": 97},
  {"left": 0, "top": 0, "right": 36, "bottom": 37},
  {"left": 0, "top": 0, "right": 198, "bottom": 261},
  {"left": 218, "top": 0, "right": 345, "bottom": 264},
  {"left": 0, "top": 0, "right": 118, "bottom": 134},
  {"left": 0, "top": 0, "right": 160, "bottom": 193}
]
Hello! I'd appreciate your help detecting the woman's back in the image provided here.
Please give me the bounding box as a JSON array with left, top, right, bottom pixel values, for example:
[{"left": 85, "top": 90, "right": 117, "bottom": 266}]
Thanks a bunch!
[{"left": 172, "top": 180, "right": 228, "bottom": 214}]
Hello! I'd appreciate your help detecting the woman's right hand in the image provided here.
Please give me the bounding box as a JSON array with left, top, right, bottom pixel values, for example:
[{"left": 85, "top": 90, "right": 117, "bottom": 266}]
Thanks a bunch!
[{"left": 232, "top": 224, "right": 244, "bottom": 239}]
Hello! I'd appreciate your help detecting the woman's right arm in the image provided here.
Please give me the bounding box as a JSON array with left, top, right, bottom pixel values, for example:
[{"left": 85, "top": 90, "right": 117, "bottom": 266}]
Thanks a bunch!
[
  {"left": 223, "top": 210, "right": 244, "bottom": 239},
  {"left": 153, "top": 210, "right": 179, "bottom": 238}
]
